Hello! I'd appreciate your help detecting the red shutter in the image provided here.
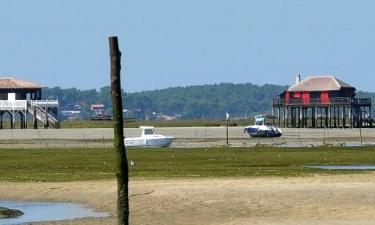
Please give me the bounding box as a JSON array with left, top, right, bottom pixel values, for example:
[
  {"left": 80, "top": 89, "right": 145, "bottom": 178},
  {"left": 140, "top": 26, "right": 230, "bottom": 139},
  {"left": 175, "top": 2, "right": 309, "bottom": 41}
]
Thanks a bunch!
[
  {"left": 286, "top": 92, "right": 290, "bottom": 105},
  {"left": 321, "top": 92, "right": 329, "bottom": 104},
  {"left": 302, "top": 92, "right": 310, "bottom": 105}
]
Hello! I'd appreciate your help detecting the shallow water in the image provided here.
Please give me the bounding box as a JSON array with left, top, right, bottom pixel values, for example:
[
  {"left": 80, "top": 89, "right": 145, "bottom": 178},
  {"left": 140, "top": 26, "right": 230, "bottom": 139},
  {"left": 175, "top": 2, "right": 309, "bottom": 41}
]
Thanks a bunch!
[
  {"left": 306, "top": 165, "right": 375, "bottom": 170},
  {"left": 0, "top": 200, "right": 108, "bottom": 225}
]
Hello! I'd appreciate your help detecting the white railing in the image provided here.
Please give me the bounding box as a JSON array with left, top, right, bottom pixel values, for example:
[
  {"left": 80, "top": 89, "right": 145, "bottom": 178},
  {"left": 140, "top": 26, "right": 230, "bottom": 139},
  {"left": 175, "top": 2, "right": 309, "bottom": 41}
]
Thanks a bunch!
[
  {"left": 0, "top": 100, "right": 27, "bottom": 110},
  {"left": 30, "top": 100, "right": 59, "bottom": 107}
]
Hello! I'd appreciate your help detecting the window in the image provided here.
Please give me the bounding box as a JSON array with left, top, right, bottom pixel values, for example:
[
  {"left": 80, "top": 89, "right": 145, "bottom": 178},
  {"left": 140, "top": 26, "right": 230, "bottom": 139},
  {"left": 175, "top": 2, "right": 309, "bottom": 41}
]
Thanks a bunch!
[{"left": 144, "top": 129, "right": 155, "bottom": 135}]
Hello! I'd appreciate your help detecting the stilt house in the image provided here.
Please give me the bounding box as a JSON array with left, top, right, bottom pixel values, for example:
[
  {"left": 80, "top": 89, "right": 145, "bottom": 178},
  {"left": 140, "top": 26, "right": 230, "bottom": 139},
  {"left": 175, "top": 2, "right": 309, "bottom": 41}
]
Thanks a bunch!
[
  {"left": 0, "top": 77, "right": 59, "bottom": 129},
  {"left": 272, "top": 75, "right": 372, "bottom": 128}
]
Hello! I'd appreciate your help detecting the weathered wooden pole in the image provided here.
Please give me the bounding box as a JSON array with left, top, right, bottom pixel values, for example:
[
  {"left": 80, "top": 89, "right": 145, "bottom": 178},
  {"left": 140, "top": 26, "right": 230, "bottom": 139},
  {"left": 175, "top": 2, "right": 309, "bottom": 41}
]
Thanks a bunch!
[
  {"left": 33, "top": 108, "right": 38, "bottom": 129},
  {"left": 109, "top": 36, "right": 129, "bottom": 225},
  {"left": 45, "top": 107, "right": 49, "bottom": 128},
  {"left": 0, "top": 112, "right": 3, "bottom": 129}
]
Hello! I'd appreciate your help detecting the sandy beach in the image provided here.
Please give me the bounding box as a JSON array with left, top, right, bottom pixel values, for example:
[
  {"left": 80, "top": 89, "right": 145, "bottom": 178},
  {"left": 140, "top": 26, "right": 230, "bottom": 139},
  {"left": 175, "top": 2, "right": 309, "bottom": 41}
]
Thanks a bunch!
[{"left": 1, "top": 174, "right": 375, "bottom": 225}]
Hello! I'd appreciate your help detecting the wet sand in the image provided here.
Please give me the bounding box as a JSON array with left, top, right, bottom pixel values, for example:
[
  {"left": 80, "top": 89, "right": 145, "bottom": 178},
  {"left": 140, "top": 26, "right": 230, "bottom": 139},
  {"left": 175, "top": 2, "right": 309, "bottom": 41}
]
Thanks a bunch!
[{"left": 2, "top": 175, "right": 375, "bottom": 225}]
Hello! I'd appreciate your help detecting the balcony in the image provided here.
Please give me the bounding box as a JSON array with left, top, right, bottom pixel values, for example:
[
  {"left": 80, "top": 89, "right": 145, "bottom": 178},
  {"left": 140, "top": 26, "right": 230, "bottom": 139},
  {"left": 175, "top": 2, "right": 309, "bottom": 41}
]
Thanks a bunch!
[
  {"left": 273, "top": 97, "right": 371, "bottom": 107},
  {"left": 0, "top": 100, "right": 27, "bottom": 110},
  {"left": 30, "top": 100, "right": 59, "bottom": 108}
]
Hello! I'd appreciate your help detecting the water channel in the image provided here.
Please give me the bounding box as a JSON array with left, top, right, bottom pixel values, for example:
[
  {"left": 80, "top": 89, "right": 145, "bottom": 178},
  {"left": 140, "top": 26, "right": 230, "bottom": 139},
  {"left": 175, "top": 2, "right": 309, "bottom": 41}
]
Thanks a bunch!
[
  {"left": 0, "top": 200, "right": 108, "bottom": 225},
  {"left": 305, "top": 165, "right": 375, "bottom": 170}
]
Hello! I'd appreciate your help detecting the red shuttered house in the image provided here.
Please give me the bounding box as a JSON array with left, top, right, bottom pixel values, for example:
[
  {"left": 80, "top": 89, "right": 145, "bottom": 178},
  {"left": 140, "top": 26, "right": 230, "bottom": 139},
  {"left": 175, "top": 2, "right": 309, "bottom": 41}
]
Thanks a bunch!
[{"left": 273, "top": 75, "right": 372, "bottom": 128}]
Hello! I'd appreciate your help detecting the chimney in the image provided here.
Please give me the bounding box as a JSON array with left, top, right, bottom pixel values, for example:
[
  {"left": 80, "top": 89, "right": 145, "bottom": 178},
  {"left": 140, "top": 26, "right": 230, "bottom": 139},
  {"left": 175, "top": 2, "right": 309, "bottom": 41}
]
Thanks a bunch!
[{"left": 296, "top": 74, "right": 301, "bottom": 84}]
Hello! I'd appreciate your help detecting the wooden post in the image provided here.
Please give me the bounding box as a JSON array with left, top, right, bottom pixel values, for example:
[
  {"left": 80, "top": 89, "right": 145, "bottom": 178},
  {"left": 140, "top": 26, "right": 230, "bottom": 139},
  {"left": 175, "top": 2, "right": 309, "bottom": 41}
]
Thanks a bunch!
[
  {"left": 45, "top": 107, "right": 49, "bottom": 128},
  {"left": 313, "top": 107, "right": 316, "bottom": 128},
  {"left": 10, "top": 111, "right": 14, "bottom": 129},
  {"left": 329, "top": 107, "right": 332, "bottom": 128},
  {"left": 0, "top": 112, "right": 3, "bottom": 129},
  {"left": 25, "top": 110, "right": 28, "bottom": 129},
  {"left": 334, "top": 107, "right": 337, "bottom": 128},
  {"left": 321, "top": 107, "right": 324, "bottom": 128},
  {"left": 286, "top": 107, "right": 288, "bottom": 128},
  {"left": 20, "top": 113, "right": 24, "bottom": 129},
  {"left": 292, "top": 108, "right": 295, "bottom": 128},
  {"left": 349, "top": 106, "right": 352, "bottom": 128},
  {"left": 109, "top": 36, "right": 129, "bottom": 225},
  {"left": 33, "top": 108, "right": 38, "bottom": 129},
  {"left": 370, "top": 106, "right": 373, "bottom": 127}
]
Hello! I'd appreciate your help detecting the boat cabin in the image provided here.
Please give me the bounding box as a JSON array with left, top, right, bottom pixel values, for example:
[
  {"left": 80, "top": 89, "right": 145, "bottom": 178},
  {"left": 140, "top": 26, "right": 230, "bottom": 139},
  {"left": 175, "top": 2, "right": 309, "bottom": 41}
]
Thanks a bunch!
[{"left": 140, "top": 126, "right": 157, "bottom": 136}]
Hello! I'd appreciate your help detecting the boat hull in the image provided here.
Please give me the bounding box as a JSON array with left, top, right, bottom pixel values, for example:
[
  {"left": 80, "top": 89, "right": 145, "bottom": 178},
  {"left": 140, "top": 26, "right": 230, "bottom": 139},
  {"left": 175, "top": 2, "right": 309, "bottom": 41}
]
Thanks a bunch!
[
  {"left": 249, "top": 132, "right": 282, "bottom": 138},
  {"left": 244, "top": 125, "right": 282, "bottom": 138},
  {"left": 125, "top": 136, "right": 174, "bottom": 148}
]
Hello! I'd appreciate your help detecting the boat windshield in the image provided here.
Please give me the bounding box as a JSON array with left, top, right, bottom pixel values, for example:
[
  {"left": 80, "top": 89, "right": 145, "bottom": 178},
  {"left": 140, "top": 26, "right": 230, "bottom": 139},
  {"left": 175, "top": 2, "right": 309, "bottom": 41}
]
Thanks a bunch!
[{"left": 144, "top": 129, "right": 156, "bottom": 135}]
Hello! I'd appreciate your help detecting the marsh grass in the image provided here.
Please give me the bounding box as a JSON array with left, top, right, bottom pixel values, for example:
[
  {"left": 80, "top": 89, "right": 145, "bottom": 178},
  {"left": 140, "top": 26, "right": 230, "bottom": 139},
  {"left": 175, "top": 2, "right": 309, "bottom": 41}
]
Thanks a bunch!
[{"left": 0, "top": 147, "right": 374, "bottom": 182}]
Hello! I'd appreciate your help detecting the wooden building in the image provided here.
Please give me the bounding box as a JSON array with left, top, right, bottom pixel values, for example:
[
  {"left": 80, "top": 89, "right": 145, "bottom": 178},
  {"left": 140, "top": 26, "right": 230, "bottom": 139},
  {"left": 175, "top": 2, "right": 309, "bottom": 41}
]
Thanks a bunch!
[
  {"left": 272, "top": 75, "right": 372, "bottom": 128},
  {"left": 0, "top": 77, "right": 59, "bottom": 129}
]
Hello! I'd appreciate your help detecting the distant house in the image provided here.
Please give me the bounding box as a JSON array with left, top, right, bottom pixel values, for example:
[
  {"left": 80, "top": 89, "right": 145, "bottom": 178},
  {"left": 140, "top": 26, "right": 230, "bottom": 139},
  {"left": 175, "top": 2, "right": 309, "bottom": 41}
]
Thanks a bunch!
[
  {"left": 90, "top": 104, "right": 111, "bottom": 120},
  {"left": 273, "top": 75, "right": 372, "bottom": 128},
  {"left": 60, "top": 104, "right": 81, "bottom": 120},
  {"left": 61, "top": 110, "right": 81, "bottom": 120},
  {"left": 90, "top": 104, "right": 105, "bottom": 115}
]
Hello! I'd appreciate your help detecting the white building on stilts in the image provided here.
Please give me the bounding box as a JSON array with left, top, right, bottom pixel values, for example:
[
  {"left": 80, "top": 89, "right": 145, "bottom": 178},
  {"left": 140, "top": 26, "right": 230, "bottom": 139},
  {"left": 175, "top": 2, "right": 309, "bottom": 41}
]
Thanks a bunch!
[{"left": 0, "top": 77, "right": 59, "bottom": 129}]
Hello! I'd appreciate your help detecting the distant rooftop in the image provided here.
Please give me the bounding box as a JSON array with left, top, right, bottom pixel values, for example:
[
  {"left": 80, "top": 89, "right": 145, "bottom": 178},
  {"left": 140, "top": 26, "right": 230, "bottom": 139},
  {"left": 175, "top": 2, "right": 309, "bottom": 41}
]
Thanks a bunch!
[
  {"left": 288, "top": 76, "right": 354, "bottom": 92},
  {"left": 0, "top": 77, "right": 42, "bottom": 89}
]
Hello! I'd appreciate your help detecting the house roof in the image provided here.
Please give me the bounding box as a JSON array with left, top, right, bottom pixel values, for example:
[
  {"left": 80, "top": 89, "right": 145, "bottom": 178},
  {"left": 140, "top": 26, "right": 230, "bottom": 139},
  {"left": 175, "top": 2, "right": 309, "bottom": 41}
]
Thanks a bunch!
[
  {"left": 287, "top": 76, "right": 354, "bottom": 92},
  {"left": 0, "top": 77, "right": 42, "bottom": 89}
]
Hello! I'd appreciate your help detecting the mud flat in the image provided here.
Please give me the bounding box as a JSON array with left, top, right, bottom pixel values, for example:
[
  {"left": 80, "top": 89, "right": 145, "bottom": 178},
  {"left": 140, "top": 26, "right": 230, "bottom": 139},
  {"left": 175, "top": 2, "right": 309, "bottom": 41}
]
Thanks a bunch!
[{"left": 1, "top": 175, "right": 375, "bottom": 225}]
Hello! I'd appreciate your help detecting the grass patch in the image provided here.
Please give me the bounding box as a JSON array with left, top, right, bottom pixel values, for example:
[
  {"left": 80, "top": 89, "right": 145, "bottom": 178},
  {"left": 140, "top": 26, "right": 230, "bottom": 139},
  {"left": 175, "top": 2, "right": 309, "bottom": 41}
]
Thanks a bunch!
[{"left": 0, "top": 147, "right": 375, "bottom": 182}]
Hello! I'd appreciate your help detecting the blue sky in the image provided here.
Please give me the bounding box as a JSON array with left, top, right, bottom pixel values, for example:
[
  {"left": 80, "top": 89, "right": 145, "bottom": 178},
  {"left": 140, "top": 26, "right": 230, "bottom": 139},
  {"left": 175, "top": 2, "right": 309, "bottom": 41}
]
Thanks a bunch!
[{"left": 1, "top": 0, "right": 375, "bottom": 92}]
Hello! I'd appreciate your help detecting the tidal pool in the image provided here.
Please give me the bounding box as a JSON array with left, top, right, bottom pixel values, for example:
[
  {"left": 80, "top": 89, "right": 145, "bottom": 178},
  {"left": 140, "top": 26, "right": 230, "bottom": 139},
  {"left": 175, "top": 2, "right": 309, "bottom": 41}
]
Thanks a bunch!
[
  {"left": 0, "top": 200, "right": 108, "bottom": 225},
  {"left": 306, "top": 165, "right": 375, "bottom": 170}
]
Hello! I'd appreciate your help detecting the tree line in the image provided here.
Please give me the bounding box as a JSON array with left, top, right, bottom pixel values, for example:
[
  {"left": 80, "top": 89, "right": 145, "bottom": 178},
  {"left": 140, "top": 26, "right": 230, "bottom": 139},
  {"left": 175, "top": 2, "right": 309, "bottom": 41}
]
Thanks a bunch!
[{"left": 43, "top": 83, "right": 375, "bottom": 120}]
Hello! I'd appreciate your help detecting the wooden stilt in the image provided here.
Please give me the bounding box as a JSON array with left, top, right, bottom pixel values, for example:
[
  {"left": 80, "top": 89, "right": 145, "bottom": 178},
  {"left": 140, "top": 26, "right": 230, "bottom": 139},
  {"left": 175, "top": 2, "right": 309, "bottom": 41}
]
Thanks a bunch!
[
  {"left": 33, "top": 108, "right": 38, "bottom": 129},
  {"left": 10, "top": 111, "right": 14, "bottom": 129}
]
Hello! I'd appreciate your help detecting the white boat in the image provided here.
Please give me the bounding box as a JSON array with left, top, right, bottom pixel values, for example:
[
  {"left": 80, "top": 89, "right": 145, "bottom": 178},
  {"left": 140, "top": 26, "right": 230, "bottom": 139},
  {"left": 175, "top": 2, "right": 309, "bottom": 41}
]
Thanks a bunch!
[
  {"left": 124, "top": 126, "right": 174, "bottom": 147},
  {"left": 244, "top": 115, "right": 282, "bottom": 138}
]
